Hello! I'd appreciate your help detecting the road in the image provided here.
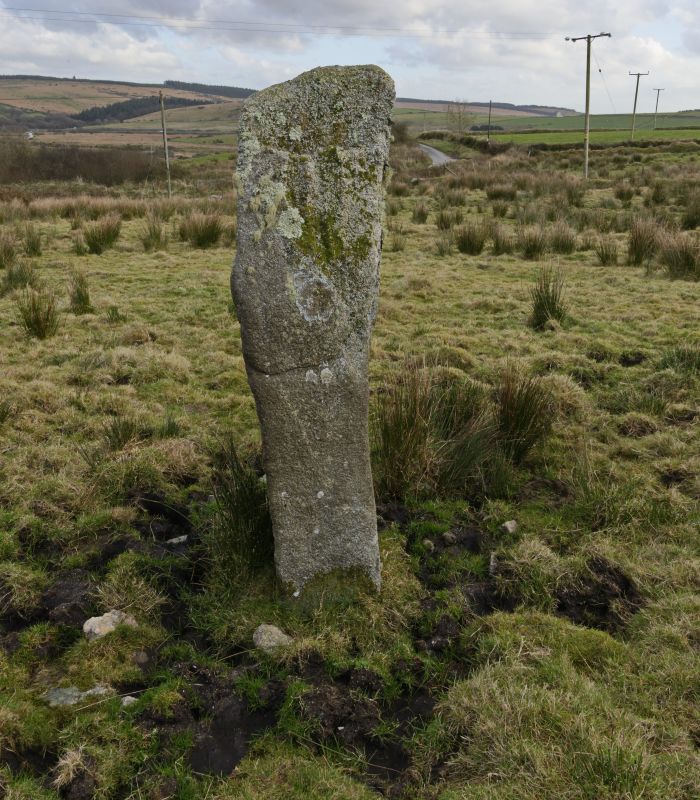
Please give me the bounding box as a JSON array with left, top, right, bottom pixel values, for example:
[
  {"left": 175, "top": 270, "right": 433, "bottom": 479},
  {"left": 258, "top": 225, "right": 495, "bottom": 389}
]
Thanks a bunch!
[{"left": 418, "top": 143, "right": 455, "bottom": 165}]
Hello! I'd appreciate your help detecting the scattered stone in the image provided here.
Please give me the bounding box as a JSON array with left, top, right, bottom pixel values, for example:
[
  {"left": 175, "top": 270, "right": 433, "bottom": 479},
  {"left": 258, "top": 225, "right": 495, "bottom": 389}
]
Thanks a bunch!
[
  {"left": 489, "top": 552, "right": 499, "bottom": 576},
  {"left": 422, "top": 538, "right": 435, "bottom": 553},
  {"left": 45, "top": 685, "right": 111, "bottom": 708},
  {"left": 83, "top": 609, "right": 137, "bottom": 641},
  {"left": 165, "top": 534, "right": 188, "bottom": 546},
  {"left": 232, "top": 65, "right": 394, "bottom": 593},
  {"left": 501, "top": 520, "right": 519, "bottom": 535},
  {"left": 121, "top": 695, "right": 138, "bottom": 707},
  {"left": 253, "top": 624, "right": 293, "bottom": 653},
  {"left": 441, "top": 531, "right": 457, "bottom": 546},
  {"left": 131, "top": 649, "right": 151, "bottom": 667}
]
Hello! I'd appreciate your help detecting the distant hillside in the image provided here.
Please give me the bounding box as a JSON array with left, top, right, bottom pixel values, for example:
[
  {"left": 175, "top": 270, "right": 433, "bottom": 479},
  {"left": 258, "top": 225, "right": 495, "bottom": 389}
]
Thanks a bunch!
[{"left": 396, "top": 97, "right": 578, "bottom": 117}]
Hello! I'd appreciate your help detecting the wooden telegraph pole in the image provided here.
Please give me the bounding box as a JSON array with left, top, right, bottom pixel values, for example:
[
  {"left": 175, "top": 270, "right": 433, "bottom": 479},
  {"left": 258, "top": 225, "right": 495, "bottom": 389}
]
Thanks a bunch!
[
  {"left": 653, "top": 87, "right": 665, "bottom": 130},
  {"left": 629, "top": 71, "right": 649, "bottom": 140},
  {"left": 159, "top": 90, "right": 172, "bottom": 198},
  {"left": 487, "top": 99, "right": 493, "bottom": 145},
  {"left": 566, "top": 32, "right": 611, "bottom": 179}
]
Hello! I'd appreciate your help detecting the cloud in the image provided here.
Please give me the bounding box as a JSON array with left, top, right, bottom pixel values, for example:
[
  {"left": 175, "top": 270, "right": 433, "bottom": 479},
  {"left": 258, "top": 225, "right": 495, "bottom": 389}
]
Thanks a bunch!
[{"left": 1, "top": 0, "right": 700, "bottom": 109}]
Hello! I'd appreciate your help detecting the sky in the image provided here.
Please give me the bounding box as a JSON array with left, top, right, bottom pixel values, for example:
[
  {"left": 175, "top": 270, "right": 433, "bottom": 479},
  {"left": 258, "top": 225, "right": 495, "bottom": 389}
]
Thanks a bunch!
[{"left": 1, "top": 2, "right": 699, "bottom": 113}]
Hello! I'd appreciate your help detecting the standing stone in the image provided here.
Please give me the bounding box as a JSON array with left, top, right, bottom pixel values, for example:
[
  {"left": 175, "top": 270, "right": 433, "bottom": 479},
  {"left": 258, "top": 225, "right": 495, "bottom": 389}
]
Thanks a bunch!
[{"left": 232, "top": 65, "right": 394, "bottom": 593}]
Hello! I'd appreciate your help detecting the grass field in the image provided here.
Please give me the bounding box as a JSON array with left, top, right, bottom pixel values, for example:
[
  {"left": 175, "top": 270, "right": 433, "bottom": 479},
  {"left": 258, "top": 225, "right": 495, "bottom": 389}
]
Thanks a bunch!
[{"left": 0, "top": 136, "right": 699, "bottom": 799}]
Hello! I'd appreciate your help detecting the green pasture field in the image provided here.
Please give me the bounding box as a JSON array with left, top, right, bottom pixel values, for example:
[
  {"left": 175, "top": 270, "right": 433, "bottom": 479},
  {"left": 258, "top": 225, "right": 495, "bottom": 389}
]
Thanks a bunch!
[{"left": 0, "top": 139, "right": 699, "bottom": 799}]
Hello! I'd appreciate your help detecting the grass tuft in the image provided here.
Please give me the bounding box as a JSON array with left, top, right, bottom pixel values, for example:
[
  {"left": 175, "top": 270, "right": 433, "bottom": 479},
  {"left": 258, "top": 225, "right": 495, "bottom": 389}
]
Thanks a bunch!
[
  {"left": 595, "top": 236, "right": 618, "bottom": 266},
  {"left": 139, "top": 212, "right": 168, "bottom": 252},
  {"left": 627, "top": 218, "right": 660, "bottom": 266},
  {"left": 494, "top": 366, "right": 553, "bottom": 463},
  {"left": 179, "top": 212, "right": 224, "bottom": 248},
  {"left": 0, "top": 231, "right": 18, "bottom": 269},
  {"left": 454, "top": 222, "right": 487, "bottom": 255},
  {"left": 83, "top": 214, "right": 122, "bottom": 254},
  {"left": 1, "top": 260, "right": 37, "bottom": 296},
  {"left": 68, "top": 270, "right": 93, "bottom": 314},
  {"left": 206, "top": 437, "right": 274, "bottom": 590},
  {"left": 528, "top": 266, "right": 566, "bottom": 330},
  {"left": 659, "top": 232, "right": 699, "bottom": 280},
  {"left": 519, "top": 225, "right": 548, "bottom": 260},
  {"left": 16, "top": 287, "right": 60, "bottom": 339}
]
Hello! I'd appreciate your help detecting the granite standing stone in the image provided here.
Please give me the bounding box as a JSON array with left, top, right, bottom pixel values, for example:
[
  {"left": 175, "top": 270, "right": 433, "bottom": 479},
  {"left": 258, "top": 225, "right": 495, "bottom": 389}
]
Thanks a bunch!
[{"left": 232, "top": 65, "right": 394, "bottom": 593}]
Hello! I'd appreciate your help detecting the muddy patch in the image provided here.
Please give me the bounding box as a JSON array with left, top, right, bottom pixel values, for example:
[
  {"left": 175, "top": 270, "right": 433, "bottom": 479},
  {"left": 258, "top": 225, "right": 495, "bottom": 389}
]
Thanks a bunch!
[
  {"left": 188, "top": 692, "right": 281, "bottom": 774},
  {"left": 619, "top": 350, "right": 646, "bottom": 367},
  {"left": 298, "top": 668, "right": 437, "bottom": 796},
  {"left": 555, "top": 556, "right": 643, "bottom": 632}
]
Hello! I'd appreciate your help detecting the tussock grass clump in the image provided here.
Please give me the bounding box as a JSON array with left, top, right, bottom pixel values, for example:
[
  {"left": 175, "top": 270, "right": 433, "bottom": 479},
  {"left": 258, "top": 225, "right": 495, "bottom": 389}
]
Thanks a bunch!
[
  {"left": 595, "top": 236, "right": 618, "bottom": 266},
  {"left": 0, "top": 399, "right": 13, "bottom": 426},
  {"left": 389, "top": 231, "right": 406, "bottom": 252},
  {"left": 519, "top": 225, "right": 548, "bottom": 260},
  {"left": 139, "top": 212, "right": 168, "bottom": 252},
  {"left": 660, "top": 232, "right": 699, "bottom": 280},
  {"left": 21, "top": 223, "right": 42, "bottom": 256},
  {"left": 16, "top": 287, "right": 60, "bottom": 339},
  {"left": 72, "top": 230, "right": 88, "bottom": 256},
  {"left": 548, "top": 221, "right": 576, "bottom": 255},
  {"left": 1, "top": 259, "right": 37, "bottom": 296},
  {"left": 491, "top": 224, "right": 515, "bottom": 255},
  {"left": 682, "top": 194, "right": 700, "bottom": 230},
  {"left": 660, "top": 345, "right": 700, "bottom": 374},
  {"left": 435, "top": 235, "right": 452, "bottom": 256},
  {"left": 486, "top": 184, "right": 517, "bottom": 201},
  {"left": 454, "top": 222, "right": 487, "bottom": 255},
  {"left": 372, "top": 364, "right": 553, "bottom": 500},
  {"left": 82, "top": 214, "right": 122, "bottom": 255},
  {"left": 386, "top": 199, "right": 402, "bottom": 216},
  {"left": 614, "top": 182, "right": 635, "bottom": 203},
  {"left": 436, "top": 209, "right": 462, "bottom": 231},
  {"left": 102, "top": 415, "right": 151, "bottom": 450},
  {"left": 411, "top": 201, "right": 429, "bottom": 224},
  {"left": 206, "top": 437, "right": 274, "bottom": 588},
  {"left": 372, "top": 367, "right": 437, "bottom": 500},
  {"left": 491, "top": 201, "right": 508, "bottom": 218},
  {"left": 627, "top": 218, "right": 660, "bottom": 265},
  {"left": 178, "top": 212, "right": 224, "bottom": 248},
  {"left": 68, "top": 270, "right": 93, "bottom": 314},
  {"left": 528, "top": 266, "right": 566, "bottom": 331},
  {"left": 0, "top": 232, "right": 17, "bottom": 269},
  {"left": 494, "top": 366, "right": 553, "bottom": 463}
]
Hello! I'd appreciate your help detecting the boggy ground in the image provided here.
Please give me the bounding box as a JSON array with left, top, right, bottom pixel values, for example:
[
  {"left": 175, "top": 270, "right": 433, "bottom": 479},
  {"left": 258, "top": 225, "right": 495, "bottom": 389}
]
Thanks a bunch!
[{"left": 0, "top": 138, "right": 699, "bottom": 799}]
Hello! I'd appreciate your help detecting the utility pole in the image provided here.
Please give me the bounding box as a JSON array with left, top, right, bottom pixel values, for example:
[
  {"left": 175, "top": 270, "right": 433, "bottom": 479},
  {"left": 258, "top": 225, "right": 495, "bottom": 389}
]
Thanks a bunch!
[
  {"left": 565, "top": 32, "right": 611, "bottom": 179},
  {"left": 629, "top": 71, "right": 649, "bottom": 140},
  {"left": 652, "top": 87, "right": 665, "bottom": 130},
  {"left": 487, "top": 99, "right": 492, "bottom": 145},
  {"left": 159, "top": 90, "right": 172, "bottom": 198}
]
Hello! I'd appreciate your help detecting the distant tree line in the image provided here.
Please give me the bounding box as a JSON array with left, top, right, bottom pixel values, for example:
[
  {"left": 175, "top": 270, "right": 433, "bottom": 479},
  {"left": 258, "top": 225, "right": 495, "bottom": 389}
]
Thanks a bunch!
[
  {"left": 74, "top": 96, "right": 210, "bottom": 124},
  {"left": 470, "top": 124, "right": 505, "bottom": 132},
  {"left": 164, "top": 80, "right": 255, "bottom": 99}
]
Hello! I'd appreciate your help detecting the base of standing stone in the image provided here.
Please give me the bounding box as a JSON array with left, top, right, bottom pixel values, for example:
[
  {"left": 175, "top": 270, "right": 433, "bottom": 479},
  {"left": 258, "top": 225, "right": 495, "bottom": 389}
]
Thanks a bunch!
[{"left": 248, "top": 350, "right": 380, "bottom": 593}]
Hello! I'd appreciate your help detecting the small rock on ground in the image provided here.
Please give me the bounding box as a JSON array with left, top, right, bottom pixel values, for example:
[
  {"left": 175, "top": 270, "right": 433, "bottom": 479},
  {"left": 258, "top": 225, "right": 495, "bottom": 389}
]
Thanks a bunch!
[
  {"left": 253, "top": 624, "right": 293, "bottom": 653},
  {"left": 83, "top": 609, "right": 137, "bottom": 641},
  {"left": 46, "top": 685, "right": 111, "bottom": 707},
  {"left": 501, "top": 520, "right": 519, "bottom": 535}
]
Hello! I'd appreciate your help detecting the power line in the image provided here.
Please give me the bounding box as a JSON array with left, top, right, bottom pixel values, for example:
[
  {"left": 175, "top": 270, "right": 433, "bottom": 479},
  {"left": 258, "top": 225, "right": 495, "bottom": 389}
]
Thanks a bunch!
[
  {"left": 0, "top": 8, "right": 559, "bottom": 39},
  {"left": 592, "top": 50, "right": 617, "bottom": 113}
]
